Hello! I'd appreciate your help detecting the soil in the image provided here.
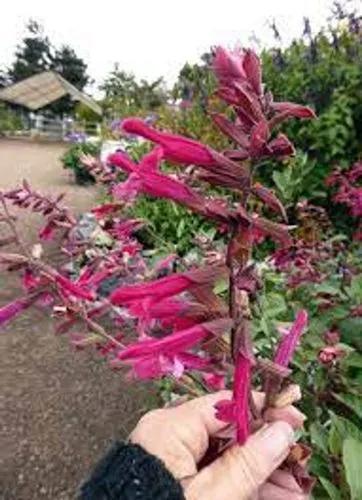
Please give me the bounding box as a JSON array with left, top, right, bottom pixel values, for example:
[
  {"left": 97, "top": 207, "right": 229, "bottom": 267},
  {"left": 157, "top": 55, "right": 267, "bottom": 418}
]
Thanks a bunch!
[{"left": 0, "top": 139, "right": 153, "bottom": 500}]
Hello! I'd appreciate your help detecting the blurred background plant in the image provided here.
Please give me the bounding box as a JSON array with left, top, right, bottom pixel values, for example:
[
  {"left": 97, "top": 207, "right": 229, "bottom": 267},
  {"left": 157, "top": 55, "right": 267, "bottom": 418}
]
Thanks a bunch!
[
  {"left": 61, "top": 140, "right": 100, "bottom": 185},
  {"left": 90, "top": 3, "right": 361, "bottom": 250}
]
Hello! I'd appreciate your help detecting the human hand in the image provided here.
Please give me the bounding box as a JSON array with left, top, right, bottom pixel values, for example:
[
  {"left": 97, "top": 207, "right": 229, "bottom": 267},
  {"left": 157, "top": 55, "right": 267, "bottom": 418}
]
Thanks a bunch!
[{"left": 130, "top": 391, "right": 308, "bottom": 500}]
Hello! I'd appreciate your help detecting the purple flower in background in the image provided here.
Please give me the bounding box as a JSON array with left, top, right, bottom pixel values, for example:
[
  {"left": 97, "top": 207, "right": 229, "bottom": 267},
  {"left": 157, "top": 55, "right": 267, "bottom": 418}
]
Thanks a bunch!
[
  {"left": 66, "top": 132, "right": 88, "bottom": 144},
  {"left": 110, "top": 118, "right": 123, "bottom": 131}
]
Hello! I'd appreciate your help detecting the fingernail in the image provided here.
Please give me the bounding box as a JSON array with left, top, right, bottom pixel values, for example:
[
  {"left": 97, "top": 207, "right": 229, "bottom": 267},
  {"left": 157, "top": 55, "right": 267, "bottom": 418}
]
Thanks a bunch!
[{"left": 257, "top": 421, "right": 295, "bottom": 460}]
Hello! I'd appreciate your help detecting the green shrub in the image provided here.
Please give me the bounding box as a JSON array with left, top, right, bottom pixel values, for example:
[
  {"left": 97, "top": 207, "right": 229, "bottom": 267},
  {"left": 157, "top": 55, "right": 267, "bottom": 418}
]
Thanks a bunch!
[
  {"left": 0, "top": 103, "right": 23, "bottom": 134},
  {"left": 61, "top": 142, "right": 100, "bottom": 185}
]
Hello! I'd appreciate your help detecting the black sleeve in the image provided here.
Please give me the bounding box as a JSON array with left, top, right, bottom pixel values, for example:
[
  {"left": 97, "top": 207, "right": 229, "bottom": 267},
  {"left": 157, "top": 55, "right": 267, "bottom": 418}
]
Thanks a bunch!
[{"left": 78, "top": 441, "right": 185, "bottom": 500}]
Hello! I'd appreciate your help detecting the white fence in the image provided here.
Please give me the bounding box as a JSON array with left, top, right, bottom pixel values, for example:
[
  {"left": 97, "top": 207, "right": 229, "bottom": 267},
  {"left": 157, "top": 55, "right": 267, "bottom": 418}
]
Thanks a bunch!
[{"left": 3, "top": 114, "right": 101, "bottom": 141}]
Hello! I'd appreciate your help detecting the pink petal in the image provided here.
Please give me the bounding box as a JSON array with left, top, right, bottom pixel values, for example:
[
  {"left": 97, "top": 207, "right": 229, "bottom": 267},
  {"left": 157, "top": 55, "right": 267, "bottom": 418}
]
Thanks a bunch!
[
  {"left": 54, "top": 274, "right": 95, "bottom": 301},
  {"left": 117, "top": 319, "right": 231, "bottom": 360},
  {"left": 274, "top": 310, "right": 308, "bottom": 367},
  {"left": 122, "top": 118, "right": 218, "bottom": 168},
  {"left": 271, "top": 102, "right": 316, "bottom": 119},
  {"left": 215, "top": 399, "right": 236, "bottom": 423},
  {"left": 0, "top": 296, "right": 35, "bottom": 326},
  {"left": 203, "top": 372, "right": 226, "bottom": 390},
  {"left": 252, "top": 183, "right": 287, "bottom": 221},
  {"left": 242, "top": 49, "right": 262, "bottom": 95},
  {"left": 212, "top": 47, "right": 246, "bottom": 83},
  {"left": 112, "top": 174, "right": 143, "bottom": 202}
]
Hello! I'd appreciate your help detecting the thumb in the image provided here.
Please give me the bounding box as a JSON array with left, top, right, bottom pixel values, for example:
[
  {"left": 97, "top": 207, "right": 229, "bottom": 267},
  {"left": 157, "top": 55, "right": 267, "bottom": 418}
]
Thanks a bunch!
[{"left": 185, "top": 421, "right": 294, "bottom": 500}]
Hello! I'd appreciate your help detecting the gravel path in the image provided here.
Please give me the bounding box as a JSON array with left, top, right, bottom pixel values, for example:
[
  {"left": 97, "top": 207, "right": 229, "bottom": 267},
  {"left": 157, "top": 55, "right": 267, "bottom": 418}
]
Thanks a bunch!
[{"left": 0, "top": 140, "right": 153, "bottom": 499}]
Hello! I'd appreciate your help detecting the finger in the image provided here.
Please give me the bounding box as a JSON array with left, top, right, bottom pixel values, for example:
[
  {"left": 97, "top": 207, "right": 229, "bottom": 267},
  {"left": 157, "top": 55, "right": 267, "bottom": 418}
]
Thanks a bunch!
[
  {"left": 264, "top": 406, "right": 306, "bottom": 429},
  {"left": 170, "top": 390, "right": 232, "bottom": 436},
  {"left": 259, "top": 481, "right": 307, "bottom": 500},
  {"left": 131, "top": 391, "right": 233, "bottom": 479},
  {"left": 269, "top": 469, "right": 304, "bottom": 492},
  {"left": 185, "top": 421, "right": 295, "bottom": 500}
]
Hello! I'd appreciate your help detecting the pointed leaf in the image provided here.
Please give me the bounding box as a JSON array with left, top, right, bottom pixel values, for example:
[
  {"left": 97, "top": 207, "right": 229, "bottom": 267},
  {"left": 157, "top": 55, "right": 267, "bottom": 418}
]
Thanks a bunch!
[
  {"left": 332, "top": 393, "right": 362, "bottom": 420},
  {"left": 310, "top": 423, "right": 329, "bottom": 455},
  {"left": 319, "top": 477, "right": 342, "bottom": 500},
  {"left": 252, "top": 183, "right": 287, "bottom": 221},
  {"left": 343, "top": 438, "right": 362, "bottom": 499}
]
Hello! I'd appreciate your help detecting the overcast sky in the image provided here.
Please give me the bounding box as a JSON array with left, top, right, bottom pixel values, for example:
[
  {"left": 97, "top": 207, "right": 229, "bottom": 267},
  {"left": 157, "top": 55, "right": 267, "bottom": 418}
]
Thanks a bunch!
[{"left": 0, "top": 0, "right": 359, "bottom": 94}]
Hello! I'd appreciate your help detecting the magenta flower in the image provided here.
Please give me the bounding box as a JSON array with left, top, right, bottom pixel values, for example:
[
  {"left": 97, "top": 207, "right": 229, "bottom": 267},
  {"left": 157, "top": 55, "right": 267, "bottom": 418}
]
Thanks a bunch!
[
  {"left": 252, "top": 215, "right": 292, "bottom": 247},
  {"left": 117, "top": 318, "right": 232, "bottom": 361},
  {"left": 0, "top": 295, "right": 38, "bottom": 327},
  {"left": 274, "top": 310, "right": 308, "bottom": 367},
  {"left": 91, "top": 203, "right": 122, "bottom": 219},
  {"left": 110, "top": 147, "right": 212, "bottom": 214},
  {"left": 271, "top": 102, "right": 316, "bottom": 121},
  {"left": 212, "top": 47, "right": 246, "bottom": 84},
  {"left": 54, "top": 273, "right": 95, "bottom": 301},
  {"left": 243, "top": 49, "right": 262, "bottom": 95},
  {"left": 215, "top": 353, "right": 251, "bottom": 444},
  {"left": 125, "top": 350, "right": 212, "bottom": 380},
  {"left": 252, "top": 183, "right": 287, "bottom": 221},
  {"left": 110, "top": 219, "right": 144, "bottom": 240},
  {"left": 202, "top": 372, "right": 226, "bottom": 390},
  {"left": 212, "top": 47, "right": 262, "bottom": 97},
  {"left": 121, "top": 118, "right": 218, "bottom": 168},
  {"left": 267, "top": 134, "right": 295, "bottom": 157},
  {"left": 110, "top": 264, "right": 226, "bottom": 305}
]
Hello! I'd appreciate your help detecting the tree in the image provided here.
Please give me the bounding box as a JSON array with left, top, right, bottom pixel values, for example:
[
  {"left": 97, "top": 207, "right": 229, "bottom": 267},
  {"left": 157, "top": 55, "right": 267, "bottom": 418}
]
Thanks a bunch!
[
  {"left": 6, "top": 20, "right": 91, "bottom": 116},
  {"left": 7, "top": 20, "right": 52, "bottom": 83},
  {"left": 100, "top": 64, "right": 167, "bottom": 116}
]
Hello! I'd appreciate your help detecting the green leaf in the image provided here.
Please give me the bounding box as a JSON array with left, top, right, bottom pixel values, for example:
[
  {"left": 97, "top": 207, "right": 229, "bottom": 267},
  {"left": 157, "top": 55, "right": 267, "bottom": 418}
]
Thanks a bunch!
[
  {"left": 328, "top": 413, "right": 362, "bottom": 455},
  {"left": 343, "top": 438, "right": 362, "bottom": 499},
  {"left": 319, "top": 477, "right": 342, "bottom": 500},
  {"left": 339, "top": 318, "right": 362, "bottom": 351},
  {"left": 343, "top": 352, "right": 362, "bottom": 369},
  {"left": 332, "top": 393, "right": 362, "bottom": 420},
  {"left": 313, "top": 283, "right": 342, "bottom": 297},
  {"left": 349, "top": 275, "right": 362, "bottom": 300},
  {"left": 176, "top": 218, "right": 185, "bottom": 238},
  {"left": 213, "top": 279, "right": 228, "bottom": 295},
  {"left": 310, "top": 422, "right": 329, "bottom": 454},
  {"left": 263, "top": 293, "right": 287, "bottom": 318}
]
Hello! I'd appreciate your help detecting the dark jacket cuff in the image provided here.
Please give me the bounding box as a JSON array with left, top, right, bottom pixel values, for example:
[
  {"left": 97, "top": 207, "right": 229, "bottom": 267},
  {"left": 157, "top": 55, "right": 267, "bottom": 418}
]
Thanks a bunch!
[{"left": 78, "top": 441, "right": 185, "bottom": 500}]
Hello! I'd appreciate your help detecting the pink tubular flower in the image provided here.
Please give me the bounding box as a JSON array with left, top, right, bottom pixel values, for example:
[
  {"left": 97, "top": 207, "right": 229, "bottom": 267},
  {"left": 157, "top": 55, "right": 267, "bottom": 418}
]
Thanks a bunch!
[
  {"left": 54, "top": 273, "right": 95, "bottom": 301},
  {"left": 121, "top": 118, "right": 218, "bottom": 168},
  {"left": 252, "top": 215, "right": 292, "bottom": 247},
  {"left": 110, "top": 147, "right": 215, "bottom": 215},
  {"left": 274, "top": 310, "right": 308, "bottom": 367},
  {"left": 117, "top": 318, "right": 232, "bottom": 361},
  {"left": 127, "top": 350, "right": 212, "bottom": 380},
  {"left": 212, "top": 47, "right": 246, "bottom": 84},
  {"left": 110, "top": 264, "right": 227, "bottom": 305},
  {"left": 91, "top": 203, "right": 122, "bottom": 219},
  {"left": 215, "top": 353, "right": 251, "bottom": 444},
  {"left": 271, "top": 102, "right": 316, "bottom": 120},
  {"left": 118, "top": 122, "right": 249, "bottom": 191},
  {"left": 0, "top": 295, "right": 38, "bottom": 327},
  {"left": 252, "top": 183, "right": 287, "bottom": 221}
]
